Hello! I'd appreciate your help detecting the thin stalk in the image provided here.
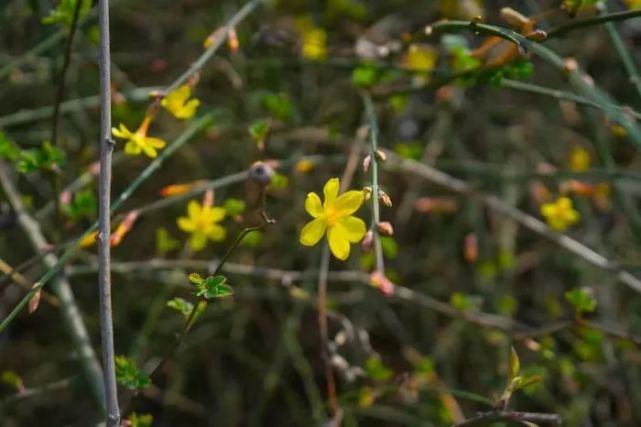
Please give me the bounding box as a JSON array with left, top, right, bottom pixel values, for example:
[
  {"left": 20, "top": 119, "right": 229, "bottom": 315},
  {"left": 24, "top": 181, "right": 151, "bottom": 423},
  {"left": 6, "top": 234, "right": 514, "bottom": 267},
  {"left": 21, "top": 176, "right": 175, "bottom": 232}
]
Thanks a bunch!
[
  {"left": 603, "top": 7, "right": 641, "bottom": 100},
  {"left": 545, "top": 9, "right": 641, "bottom": 40},
  {"left": 317, "top": 244, "right": 338, "bottom": 417},
  {"left": 97, "top": 0, "right": 119, "bottom": 424}
]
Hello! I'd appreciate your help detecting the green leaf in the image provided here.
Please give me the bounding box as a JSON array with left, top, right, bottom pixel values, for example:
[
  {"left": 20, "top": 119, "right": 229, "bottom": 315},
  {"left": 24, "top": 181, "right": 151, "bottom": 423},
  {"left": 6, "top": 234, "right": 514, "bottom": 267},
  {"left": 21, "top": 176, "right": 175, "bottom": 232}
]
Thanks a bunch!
[
  {"left": 260, "top": 93, "right": 292, "bottom": 120},
  {"left": 42, "top": 0, "right": 92, "bottom": 27},
  {"left": 188, "top": 272, "right": 204, "bottom": 286},
  {"left": 63, "top": 189, "right": 97, "bottom": 220},
  {"left": 380, "top": 237, "right": 398, "bottom": 259},
  {"left": 155, "top": 227, "right": 180, "bottom": 257},
  {"left": 127, "top": 413, "right": 153, "bottom": 427},
  {"left": 194, "top": 275, "right": 233, "bottom": 299},
  {"left": 509, "top": 346, "right": 520, "bottom": 381},
  {"left": 269, "top": 172, "right": 288, "bottom": 189},
  {"left": 450, "top": 292, "right": 479, "bottom": 312},
  {"left": 223, "top": 198, "right": 246, "bottom": 216},
  {"left": 365, "top": 356, "right": 393, "bottom": 382},
  {"left": 565, "top": 287, "right": 597, "bottom": 316},
  {"left": 115, "top": 356, "right": 150, "bottom": 390},
  {"left": 248, "top": 119, "right": 270, "bottom": 146},
  {"left": 240, "top": 230, "right": 263, "bottom": 247},
  {"left": 1, "top": 370, "right": 24, "bottom": 391},
  {"left": 351, "top": 64, "right": 379, "bottom": 88},
  {"left": 16, "top": 141, "right": 65, "bottom": 174},
  {"left": 0, "top": 132, "right": 20, "bottom": 161},
  {"left": 166, "top": 297, "right": 194, "bottom": 318}
]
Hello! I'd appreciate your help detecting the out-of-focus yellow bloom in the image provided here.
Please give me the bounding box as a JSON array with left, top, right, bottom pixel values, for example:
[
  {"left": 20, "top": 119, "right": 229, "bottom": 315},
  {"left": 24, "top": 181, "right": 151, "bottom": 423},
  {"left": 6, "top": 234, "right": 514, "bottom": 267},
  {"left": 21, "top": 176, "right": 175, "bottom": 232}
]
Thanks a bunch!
[
  {"left": 626, "top": 0, "right": 641, "bottom": 10},
  {"left": 294, "top": 159, "right": 315, "bottom": 173},
  {"left": 78, "top": 231, "right": 98, "bottom": 248},
  {"left": 301, "top": 27, "right": 328, "bottom": 61},
  {"left": 112, "top": 116, "right": 166, "bottom": 158},
  {"left": 568, "top": 146, "right": 590, "bottom": 172},
  {"left": 177, "top": 200, "right": 226, "bottom": 251},
  {"left": 540, "top": 197, "right": 580, "bottom": 231},
  {"left": 299, "top": 177, "right": 366, "bottom": 260},
  {"left": 161, "top": 85, "right": 200, "bottom": 120},
  {"left": 403, "top": 44, "right": 438, "bottom": 72}
]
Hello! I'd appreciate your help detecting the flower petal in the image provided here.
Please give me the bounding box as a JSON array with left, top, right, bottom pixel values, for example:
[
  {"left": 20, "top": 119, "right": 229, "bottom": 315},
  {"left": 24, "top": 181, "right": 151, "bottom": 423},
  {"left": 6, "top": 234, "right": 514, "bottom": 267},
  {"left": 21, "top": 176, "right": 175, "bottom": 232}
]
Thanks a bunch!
[
  {"left": 178, "top": 99, "right": 200, "bottom": 119},
  {"left": 338, "top": 216, "right": 366, "bottom": 243},
  {"left": 300, "top": 218, "right": 326, "bottom": 246},
  {"left": 177, "top": 217, "right": 196, "bottom": 232},
  {"left": 327, "top": 224, "right": 350, "bottom": 260},
  {"left": 323, "top": 178, "right": 340, "bottom": 206},
  {"left": 145, "top": 137, "right": 166, "bottom": 149},
  {"left": 187, "top": 200, "right": 201, "bottom": 219},
  {"left": 189, "top": 232, "right": 207, "bottom": 251},
  {"left": 540, "top": 204, "right": 556, "bottom": 219},
  {"left": 112, "top": 124, "right": 131, "bottom": 139},
  {"left": 209, "top": 207, "right": 226, "bottom": 223},
  {"left": 207, "top": 224, "right": 226, "bottom": 241},
  {"left": 124, "top": 141, "right": 141, "bottom": 155},
  {"left": 334, "top": 190, "right": 364, "bottom": 216},
  {"left": 141, "top": 143, "right": 158, "bottom": 158},
  {"left": 305, "top": 192, "right": 323, "bottom": 218}
]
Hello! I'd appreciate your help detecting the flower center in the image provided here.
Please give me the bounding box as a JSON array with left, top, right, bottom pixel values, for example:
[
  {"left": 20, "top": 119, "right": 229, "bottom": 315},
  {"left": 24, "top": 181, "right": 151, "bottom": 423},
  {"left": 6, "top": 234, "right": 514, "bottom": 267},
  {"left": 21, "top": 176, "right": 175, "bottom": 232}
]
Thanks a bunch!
[{"left": 324, "top": 205, "right": 341, "bottom": 227}]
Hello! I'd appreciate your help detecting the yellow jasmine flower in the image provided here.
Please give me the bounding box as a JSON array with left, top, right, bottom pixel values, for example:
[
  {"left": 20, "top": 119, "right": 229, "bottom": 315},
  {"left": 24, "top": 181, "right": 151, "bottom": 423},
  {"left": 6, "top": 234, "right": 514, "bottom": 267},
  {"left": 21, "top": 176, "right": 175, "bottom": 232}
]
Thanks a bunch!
[
  {"left": 112, "top": 116, "right": 166, "bottom": 158},
  {"left": 299, "top": 177, "right": 366, "bottom": 260},
  {"left": 540, "top": 197, "right": 580, "bottom": 231},
  {"left": 301, "top": 27, "right": 328, "bottom": 61},
  {"left": 568, "top": 146, "right": 590, "bottom": 172},
  {"left": 161, "top": 85, "right": 200, "bottom": 120},
  {"left": 403, "top": 44, "right": 438, "bottom": 72},
  {"left": 177, "top": 200, "right": 227, "bottom": 251}
]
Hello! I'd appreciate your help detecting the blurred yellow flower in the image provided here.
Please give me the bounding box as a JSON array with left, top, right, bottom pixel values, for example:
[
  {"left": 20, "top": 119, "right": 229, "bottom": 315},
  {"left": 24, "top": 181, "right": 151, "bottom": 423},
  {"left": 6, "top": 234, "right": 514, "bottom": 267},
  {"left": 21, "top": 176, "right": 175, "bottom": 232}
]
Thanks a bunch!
[
  {"left": 177, "top": 200, "right": 227, "bottom": 251},
  {"left": 301, "top": 27, "right": 328, "bottom": 61},
  {"left": 295, "top": 159, "right": 315, "bottom": 173},
  {"left": 626, "top": 0, "right": 641, "bottom": 9},
  {"left": 403, "top": 44, "right": 438, "bottom": 72},
  {"left": 161, "top": 85, "right": 200, "bottom": 120},
  {"left": 112, "top": 117, "right": 166, "bottom": 158},
  {"left": 300, "top": 177, "right": 366, "bottom": 260},
  {"left": 568, "top": 146, "right": 590, "bottom": 172},
  {"left": 540, "top": 197, "right": 580, "bottom": 231},
  {"left": 78, "top": 231, "right": 97, "bottom": 248}
]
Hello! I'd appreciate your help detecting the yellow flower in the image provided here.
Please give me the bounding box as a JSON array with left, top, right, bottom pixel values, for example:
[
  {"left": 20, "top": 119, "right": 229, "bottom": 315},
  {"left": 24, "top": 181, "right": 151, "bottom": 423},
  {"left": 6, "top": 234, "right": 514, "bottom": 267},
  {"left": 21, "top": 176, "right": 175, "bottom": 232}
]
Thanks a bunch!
[
  {"left": 161, "top": 85, "right": 200, "bottom": 120},
  {"left": 403, "top": 44, "right": 438, "bottom": 72},
  {"left": 112, "top": 116, "right": 166, "bottom": 158},
  {"left": 301, "top": 27, "right": 328, "bottom": 61},
  {"left": 299, "top": 177, "right": 366, "bottom": 260},
  {"left": 177, "top": 200, "right": 227, "bottom": 251},
  {"left": 540, "top": 197, "right": 580, "bottom": 231},
  {"left": 568, "top": 146, "right": 590, "bottom": 172}
]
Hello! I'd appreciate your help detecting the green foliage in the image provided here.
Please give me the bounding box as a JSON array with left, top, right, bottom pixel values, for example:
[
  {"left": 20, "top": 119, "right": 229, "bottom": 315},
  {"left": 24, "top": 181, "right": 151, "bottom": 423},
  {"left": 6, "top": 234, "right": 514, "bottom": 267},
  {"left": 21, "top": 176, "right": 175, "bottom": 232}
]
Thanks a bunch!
[
  {"left": 1, "top": 370, "right": 24, "bottom": 391},
  {"left": 166, "top": 297, "right": 194, "bottom": 318},
  {"left": 450, "top": 292, "right": 479, "bottom": 312},
  {"left": 155, "top": 227, "right": 180, "bottom": 257},
  {"left": 365, "top": 356, "right": 393, "bottom": 382},
  {"left": 127, "top": 413, "right": 153, "bottom": 427},
  {"left": 62, "top": 189, "right": 96, "bottom": 220},
  {"left": 351, "top": 64, "right": 379, "bottom": 88},
  {"left": 565, "top": 287, "right": 597, "bottom": 317},
  {"left": 269, "top": 172, "right": 288, "bottom": 189},
  {"left": 380, "top": 236, "right": 398, "bottom": 259},
  {"left": 499, "top": 347, "right": 543, "bottom": 408},
  {"left": 190, "top": 273, "right": 233, "bottom": 299},
  {"left": 115, "top": 356, "right": 150, "bottom": 390},
  {"left": 248, "top": 119, "right": 270, "bottom": 147},
  {"left": 223, "top": 198, "right": 246, "bottom": 216},
  {"left": 260, "top": 93, "right": 292, "bottom": 120},
  {"left": 42, "top": 0, "right": 92, "bottom": 27},
  {"left": 393, "top": 142, "right": 423, "bottom": 160},
  {"left": 240, "top": 230, "right": 263, "bottom": 247},
  {"left": 16, "top": 142, "right": 64, "bottom": 173},
  {"left": 0, "top": 132, "right": 20, "bottom": 161}
]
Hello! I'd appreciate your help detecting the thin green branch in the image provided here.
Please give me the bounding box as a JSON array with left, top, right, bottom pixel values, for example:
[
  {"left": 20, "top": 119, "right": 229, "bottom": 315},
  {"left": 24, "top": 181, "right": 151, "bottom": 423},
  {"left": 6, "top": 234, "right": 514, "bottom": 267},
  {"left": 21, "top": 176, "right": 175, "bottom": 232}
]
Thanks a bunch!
[
  {"left": 603, "top": 8, "right": 641, "bottom": 100},
  {"left": 546, "top": 9, "right": 641, "bottom": 40}
]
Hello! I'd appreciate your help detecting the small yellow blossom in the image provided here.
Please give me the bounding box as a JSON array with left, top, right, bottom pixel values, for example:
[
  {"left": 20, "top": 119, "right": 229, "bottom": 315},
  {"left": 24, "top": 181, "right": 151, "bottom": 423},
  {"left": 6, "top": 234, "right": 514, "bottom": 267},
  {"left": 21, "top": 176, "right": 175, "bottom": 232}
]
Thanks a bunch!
[
  {"left": 177, "top": 200, "right": 227, "bottom": 251},
  {"left": 112, "top": 116, "right": 166, "bottom": 158},
  {"left": 161, "top": 85, "right": 200, "bottom": 120},
  {"left": 78, "top": 231, "right": 98, "bottom": 248},
  {"left": 568, "top": 146, "right": 590, "bottom": 172},
  {"left": 626, "top": 0, "right": 641, "bottom": 10},
  {"left": 299, "top": 177, "right": 366, "bottom": 260},
  {"left": 540, "top": 197, "right": 580, "bottom": 231},
  {"left": 294, "top": 159, "right": 315, "bottom": 173},
  {"left": 301, "top": 27, "right": 328, "bottom": 61},
  {"left": 403, "top": 44, "right": 438, "bottom": 72}
]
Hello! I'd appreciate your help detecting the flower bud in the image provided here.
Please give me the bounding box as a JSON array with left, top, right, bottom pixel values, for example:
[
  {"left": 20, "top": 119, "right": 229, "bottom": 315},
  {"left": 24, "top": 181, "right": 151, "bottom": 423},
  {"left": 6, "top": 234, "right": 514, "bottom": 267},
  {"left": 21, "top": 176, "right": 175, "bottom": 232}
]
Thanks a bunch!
[
  {"left": 369, "top": 271, "right": 395, "bottom": 296},
  {"left": 376, "top": 221, "right": 394, "bottom": 236},
  {"left": 379, "top": 191, "right": 392, "bottom": 207},
  {"left": 362, "top": 230, "right": 374, "bottom": 252},
  {"left": 28, "top": 289, "right": 41, "bottom": 314},
  {"left": 362, "top": 155, "right": 372, "bottom": 172},
  {"left": 374, "top": 149, "right": 387, "bottom": 162},
  {"left": 499, "top": 7, "right": 529, "bottom": 29},
  {"left": 362, "top": 187, "right": 372, "bottom": 201},
  {"left": 563, "top": 58, "right": 578, "bottom": 74},
  {"left": 249, "top": 161, "right": 274, "bottom": 186}
]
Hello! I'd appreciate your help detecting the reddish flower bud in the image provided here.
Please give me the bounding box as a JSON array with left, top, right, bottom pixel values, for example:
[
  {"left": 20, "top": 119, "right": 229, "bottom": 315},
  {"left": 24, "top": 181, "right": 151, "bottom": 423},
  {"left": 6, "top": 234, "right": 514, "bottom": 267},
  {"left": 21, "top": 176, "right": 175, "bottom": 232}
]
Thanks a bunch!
[
  {"left": 379, "top": 191, "right": 392, "bottom": 208},
  {"left": 377, "top": 221, "right": 394, "bottom": 236},
  {"left": 362, "top": 230, "right": 374, "bottom": 252},
  {"left": 370, "top": 271, "right": 395, "bottom": 296},
  {"left": 362, "top": 155, "right": 372, "bottom": 173}
]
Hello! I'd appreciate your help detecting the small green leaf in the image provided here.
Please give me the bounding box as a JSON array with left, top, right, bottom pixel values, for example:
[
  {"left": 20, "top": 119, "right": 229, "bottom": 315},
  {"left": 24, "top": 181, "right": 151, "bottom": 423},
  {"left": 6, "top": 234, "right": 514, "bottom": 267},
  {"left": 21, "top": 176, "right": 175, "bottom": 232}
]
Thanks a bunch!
[
  {"left": 365, "top": 356, "right": 393, "bottom": 382},
  {"left": 42, "top": 0, "right": 92, "bottom": 27},
  {"left": 248, "top": 119, "right": 270, "bottom": 146},
  {"left": 240, "top": 230, "right": 263, "bottom": 247},
  {"left": 188, "top": 273, "right": 204, "bottom": 286},
  {"left": 1, "top": 370, "right": 24, "bottom": 392},
  {"left": 16, "top": 141, "right": 65, "bottom": 173},
  {"left": 269, "top": 172, "right": 288, "bottom": 190},
  {"left": 166, "top": 297, "right": 194, "bottom": 319},
  {"left": 115, "top": 356, "right": 150, "bottom": 390},
  {"left": 155, "top": 227, "right": 180, "bottom": 257},
  {"left": 565, "top": 287, "right": 597, "bottom": 317},
  {"left": 509, "top": 346, "right": 520, "bottom": 381},
  {"left": 0, "top": 132, "right": 20, "bottom": 161},
  {"left": 62, "top": 189, "right": 97, "bottom": 220},
  {"left": 223, "top": 198, "right": 246, "bottom": 216},
  {"left": 194, "top": 275, "right": 233, "bottom": 299},
  {"left": 259, "top": 93, "right": 292, "bottom": 120},
  {"left": 127, "top": 413, "right": 153, "bottom": 427},
  {"left": 351, "top": 64, "right": 379, "bottom": 88}
]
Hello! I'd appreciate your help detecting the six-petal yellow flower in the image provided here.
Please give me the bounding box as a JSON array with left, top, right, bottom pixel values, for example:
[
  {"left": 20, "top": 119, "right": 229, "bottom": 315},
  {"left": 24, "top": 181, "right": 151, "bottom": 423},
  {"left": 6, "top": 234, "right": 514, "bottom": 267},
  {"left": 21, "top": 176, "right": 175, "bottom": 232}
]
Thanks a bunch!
[
  {"left": 161, "top": 85, "right": 200, "bottom": 120},
  {"left": 299, "top": 177, "right": 366, "bottom": 260},
  {"left": 112, "top": 116, "right": 166, "bottom": 158},
  {"left": 540, "top": 197, "right": 580, "bottom": 231},
  {"left": 177, "top": 200, "right": 227, "bottom": 251}
]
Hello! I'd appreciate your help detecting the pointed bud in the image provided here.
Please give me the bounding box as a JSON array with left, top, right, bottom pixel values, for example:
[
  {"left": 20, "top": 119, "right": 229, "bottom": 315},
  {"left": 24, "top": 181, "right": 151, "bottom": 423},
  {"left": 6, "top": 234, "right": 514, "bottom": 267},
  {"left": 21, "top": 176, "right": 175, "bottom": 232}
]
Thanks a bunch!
[
  {"left": 362, "top": 230, "right": 374, "bottom": 252},
  {"left": 563, "top": 58, "right": 578, "bottom": 74},
  {"left": 374, "top": 149, "right": 387, "bottom": 162},
  {"left": 362, "top": 187, "right": 372, "bottom": 201},
  {"left": 28, "top": 289, "right": 41, "bottom": 314},
  {"left": 377, "top": 221, "right": 394, "bottom": 236},
  {"left": 463, "top": 233, "right": 478, "bottom": 264},
  {"left": 499, "top": 7, "right": 529, "bottom": 29},
  {"left": 369, "top": 271, "right": 395, "bottom": 296},
  {"left": 362, "top": 155, "right": 372, "bottom": 172},
  {"left": 227, "top": 27, "right": 239, "bottom": 54},
  {"left": 379, "top": 191, "right": 392, "bottom": 208},
  {"left": 110, "top": 211, "right": 139, "bottom": 247}
]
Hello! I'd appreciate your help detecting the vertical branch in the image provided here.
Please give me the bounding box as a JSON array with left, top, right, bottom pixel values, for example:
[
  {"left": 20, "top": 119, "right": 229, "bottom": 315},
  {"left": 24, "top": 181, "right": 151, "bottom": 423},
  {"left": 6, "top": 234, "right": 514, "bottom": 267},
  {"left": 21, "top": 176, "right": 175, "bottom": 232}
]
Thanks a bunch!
[
  {"left": 602, "top": 6, "right": 641, "bottom": 100},
  {"left": 362, "top": 93, "right": 385, "bottom": 274},
  {"left": 97, "top": 0, "right": 119, "bottom": 424},
  {"left": 317, "top": 244, "right": 338, "bottom": 417}
]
